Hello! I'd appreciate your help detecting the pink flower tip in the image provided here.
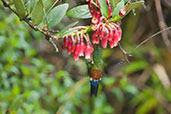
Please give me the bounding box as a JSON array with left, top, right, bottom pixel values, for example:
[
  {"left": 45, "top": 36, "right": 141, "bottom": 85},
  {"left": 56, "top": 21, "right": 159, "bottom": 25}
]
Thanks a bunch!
[
  {"left": 101, "top": 37, "right": 108, "bottom": 48},
  {"left": 85, "top": 43, "right": 93, "bottom": 60},
  {"left": 119, "top": 9, "right": 126, "bottom": 16}
]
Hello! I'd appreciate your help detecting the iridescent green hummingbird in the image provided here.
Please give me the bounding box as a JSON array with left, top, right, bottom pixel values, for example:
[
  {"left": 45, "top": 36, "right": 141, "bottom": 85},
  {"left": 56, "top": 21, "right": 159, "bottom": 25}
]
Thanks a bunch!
[{"left": 88, "top": 46, "right": 103, "bottom": 96}]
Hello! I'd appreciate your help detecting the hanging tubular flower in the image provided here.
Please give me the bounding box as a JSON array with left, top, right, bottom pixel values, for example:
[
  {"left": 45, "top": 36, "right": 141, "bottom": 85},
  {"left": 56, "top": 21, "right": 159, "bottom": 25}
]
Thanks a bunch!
[
  {"left": 86, "top": 0, "right": 124, "bottom": 49},
  {"left": 79, "top": 32, "right": 86, "bottom": 56},
  {"left": 91, "top": 16, "right": 122, "bottom": 48},
  {"left": 59, "top": 26, "right": 94, "bottom": 61},
  {"left": 85, "top": 41, "right": 94, "bottom": 60},
  {"left": 88, "top": 0, "right": 102, "bottom": 25},
  {"left": 119, "top": 2, "right": 132, "bottom": 16}
]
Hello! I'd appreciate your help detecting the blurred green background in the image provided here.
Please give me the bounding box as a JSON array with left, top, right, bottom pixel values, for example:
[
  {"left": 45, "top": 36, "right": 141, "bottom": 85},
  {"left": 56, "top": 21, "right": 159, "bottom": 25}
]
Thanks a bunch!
[{"left": 0, "top": 0, "right": 171, "bottom": 114}]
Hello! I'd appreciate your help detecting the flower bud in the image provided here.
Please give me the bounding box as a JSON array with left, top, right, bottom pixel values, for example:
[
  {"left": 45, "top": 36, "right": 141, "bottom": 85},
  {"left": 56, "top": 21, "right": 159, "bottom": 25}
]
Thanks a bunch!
[
  {"left": 85, "top": 42, "right": 93, "bottom": 59},
  {"left": 92, "top": 17, "right": 98, "bottom": 25},
  {"left": 92, "top": 33, "right": 97, "bottom": 44},
  {"left": 101, "top": 37, "right": 108, "bottom": 48},
  {"left": 109, "top": 34, "right": 118, "bottom": 48},
  {"left": 109, "top": 40, "right": 115, "bottom": 48},
  {"left": 64, "top": 36, "right": 69, "bottom": 47},
  {"left": 106, "top": 25, "right": 113, "bottom": 41},
  {"left": 71, "top": 41, "right": 76, "bottom": 52},
  {"left": 99, "top": 25, "right": 105, "bottom": 38},
  {"left": 67, "top": 38, "right": 72, "bottom": 55},
  {"left": 95, "top": 37, "right": 99, "bottom": 44},
  {"left": 108, "top": 4, "right": 112, "bottom": 17},
  {"left": 119, "top": 9, "right": 126, "bottom": 16},
  {"left": 79, "top": 38, "right": 85, "bottom": 56},
  {"left": 112, "top": 30, "right": 120, "bottom": 47},
  {"left": 75, "top": 41, "right": 80, "bottom": 55},
  {"left": 73, "top": 51, "right": 79, "bottom": 61}
]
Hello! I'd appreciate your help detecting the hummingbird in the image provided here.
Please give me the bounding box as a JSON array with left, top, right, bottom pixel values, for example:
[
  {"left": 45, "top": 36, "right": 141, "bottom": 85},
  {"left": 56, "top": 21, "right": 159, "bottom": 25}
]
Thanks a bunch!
[{"left": 88, "top": 46, "right": 103, "bottom": 96}]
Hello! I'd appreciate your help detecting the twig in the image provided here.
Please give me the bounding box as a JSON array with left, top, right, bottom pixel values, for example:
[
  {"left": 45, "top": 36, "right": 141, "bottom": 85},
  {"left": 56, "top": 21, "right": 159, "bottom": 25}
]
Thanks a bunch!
[
  {"left": 129, "top": 26, "right": 171, "bottom": 54},
  {"left": 1, "top": 0, "right": 59, "bottom": 51},
  {"left": 118, "top": 43, "right": 131, "bottom": 64},
  {"left": 153, "top": 64, "right": 171, "bottom": 89},
  {"left": 155, "top": 0, "right": 171, "bottom": 53},
  {"left": 49, "top": 38, "right": 59, "bottom": 52},
  {"left": 118, "top": 26, "right": 171, "bottom": 63}
]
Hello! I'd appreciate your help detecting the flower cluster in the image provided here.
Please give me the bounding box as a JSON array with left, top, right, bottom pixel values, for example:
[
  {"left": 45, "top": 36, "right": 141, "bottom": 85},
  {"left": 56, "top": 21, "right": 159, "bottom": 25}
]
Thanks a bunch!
[
  {"left": 88, "top": 0, "right": 122, "bottom": 48},
  {"left": 88, "top": 0, "right": 112, "bottom": 25},
  {"left": 62, "top": 31, "right": 94, "bottom": 61},
  {"left": 60, "top": 0, "right": 127, "bottom": 61},
  {"left": 92, "top": 18, "right": 122, "bottom": 48}
]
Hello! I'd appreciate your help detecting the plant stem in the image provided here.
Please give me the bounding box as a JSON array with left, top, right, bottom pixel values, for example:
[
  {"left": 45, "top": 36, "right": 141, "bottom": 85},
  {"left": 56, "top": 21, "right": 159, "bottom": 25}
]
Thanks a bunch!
[{"left": 1, "top": 0, "right": 59, "bottom": 51}]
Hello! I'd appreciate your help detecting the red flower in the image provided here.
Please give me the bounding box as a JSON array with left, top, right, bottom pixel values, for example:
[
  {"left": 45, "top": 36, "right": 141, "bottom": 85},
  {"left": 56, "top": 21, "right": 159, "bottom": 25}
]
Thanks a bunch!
[
  {"left": 79, "top": 38, "right": 85, "bottom": 56},
  {"left": 61, "top": 0, "right": 126, "bottom": 61},
  {"left": 91, "top": 21, "right": 122, "bottom": 48},
  {"left": 85, "top": 42, "right": 94, "bottom": 59}
]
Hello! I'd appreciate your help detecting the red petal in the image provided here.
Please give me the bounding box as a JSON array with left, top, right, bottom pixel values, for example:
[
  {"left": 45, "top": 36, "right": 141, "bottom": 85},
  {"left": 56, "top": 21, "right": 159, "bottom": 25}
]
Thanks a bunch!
[
  {"left": 64, "top": 36, "right": 69, "bottom": 47},
  {"left": 73, "top": 51, "right": 79, "bottom": 61},
  {"left": 85, "top": 43, "right": 93, "bottom": 59},
  {"left": 101, "top": 37, "right": 108, "bottom": 48},
  {"left": 79, "top": 40, "right": 85, "bottom": 56}
]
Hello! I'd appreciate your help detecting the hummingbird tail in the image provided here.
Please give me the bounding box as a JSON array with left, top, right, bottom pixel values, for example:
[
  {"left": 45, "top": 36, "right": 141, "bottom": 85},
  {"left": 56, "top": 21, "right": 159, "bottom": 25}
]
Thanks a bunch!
[{"left": 90, "top": 81, "right": 99, "bottom": 96}]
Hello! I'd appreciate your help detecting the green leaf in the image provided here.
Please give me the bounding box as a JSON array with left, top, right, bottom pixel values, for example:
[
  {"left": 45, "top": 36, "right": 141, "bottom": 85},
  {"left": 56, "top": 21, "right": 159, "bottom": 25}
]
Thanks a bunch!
[
  {"left": 126, "top": 1, "right": 145, "bottom": 12},
  {"left": 112, "top": 0, "right": 124, "bottom": 18},
  {"left": 66, "top": 5, "right": 92, "bottom": 19},
  {"left": 111, "top": 0, "right": 115, "bottom": 9},
  {"left": 10, "top": 111, "right": 17, "bottom": 114},
  {"left": 60, "top": 29, "right": 78, "bottom": 37},
  {"left": 112, "top": 15, "right": 121, "bottom": 22},
  {"left": 136, "top": 98, "right": 157, "bottom": 114},
  {"left": 0, "top": 105, "right": 2, "bottom": 114},
  {"left": 46, "top": 3, "right": 68, "bottom": 27},
  {"left": 102, "top": 77, "right": 115, "bottom": 86},
  {"left": 13, "top": 0, "right": 26, "bottom": 18},
  {"left": 99, "top": 0, "right": 109, "bottom": 18},
  {"left": 125, "top": 85, "right": 138, "bottom": 95},
  {"left": 112, "top": 87, "right": 124, "bottom": 101},
  {"left": 111, "top": 0, "right": 121, "bottom": 9},
  {"left": 10, "top": 94, "right": 26, "bottom": 110},
  {"left": 58, "top": 21, "right": 78, "bottom": 36},
  {"left": 28, "top": 0, "right": 37, "bottom": 13},
  {"left": 47, "top": 0, "right": 59, "bottom": 13},
  {"left": 31, "top": 0, "right": 45, "bottom": 25},
  {"left": 125, "top": 61, "right": 148, "bottom": 74}
]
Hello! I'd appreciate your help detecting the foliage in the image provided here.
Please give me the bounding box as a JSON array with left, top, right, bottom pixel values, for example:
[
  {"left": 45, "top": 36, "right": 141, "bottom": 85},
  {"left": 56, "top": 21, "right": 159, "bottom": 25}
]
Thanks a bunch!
[
  {"left": 31, "top": 0, "right": 45, "bottom": 25},
  {"left": 0, "top": 0, "right": 171, "bottom": 114},
  {"left": 66, "top": 5, "right": 92, "bottom": 19},
  {"left": 0, "top": 5, "right": 114, "bottom": 114}
]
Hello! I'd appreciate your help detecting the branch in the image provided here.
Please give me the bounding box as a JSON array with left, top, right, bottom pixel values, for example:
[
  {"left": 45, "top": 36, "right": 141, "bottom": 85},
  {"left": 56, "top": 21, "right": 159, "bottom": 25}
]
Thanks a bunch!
[
  {"left": 118, "top": 26, "right": 171, "bottom": 63},
  {"left": 155, "top": 0, "right": 171, "bottom": 53},
  {"left": 129, "top": 26, "right": 171, "bottom": 54},
  {"left": 1, "top": 0, "right": 59, "bottom": 52}
]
